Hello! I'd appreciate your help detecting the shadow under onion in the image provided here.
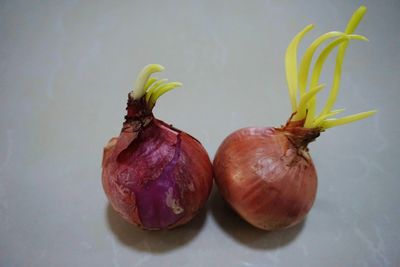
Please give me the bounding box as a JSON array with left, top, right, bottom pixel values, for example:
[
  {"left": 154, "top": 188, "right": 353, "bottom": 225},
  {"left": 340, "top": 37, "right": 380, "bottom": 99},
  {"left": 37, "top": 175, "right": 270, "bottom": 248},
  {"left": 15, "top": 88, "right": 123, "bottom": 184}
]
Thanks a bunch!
[
  {"left": 209, "top": 188, "right": 305, "bottom": 249},
  {"left": 105, "top": 203, "right": 206, "bottom": 253}
]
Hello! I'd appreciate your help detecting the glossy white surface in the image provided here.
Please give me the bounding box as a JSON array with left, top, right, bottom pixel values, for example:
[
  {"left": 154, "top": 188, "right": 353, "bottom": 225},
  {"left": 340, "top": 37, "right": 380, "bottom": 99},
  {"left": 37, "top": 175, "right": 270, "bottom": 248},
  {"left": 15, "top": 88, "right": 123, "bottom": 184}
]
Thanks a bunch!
[{"left": 1, "top": 1, "right": 399, "bottom": 266}]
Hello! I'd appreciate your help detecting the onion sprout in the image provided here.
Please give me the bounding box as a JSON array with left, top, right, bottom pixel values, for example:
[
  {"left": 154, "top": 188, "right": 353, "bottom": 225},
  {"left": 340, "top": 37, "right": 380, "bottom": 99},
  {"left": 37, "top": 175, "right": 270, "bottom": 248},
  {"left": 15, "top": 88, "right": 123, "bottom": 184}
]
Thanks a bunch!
[
  {"left": 285, "top": 5, "right": 376, "bottom": 130},
  {"left": 130, "top": 64, "right": 182, "bottom": 108}
]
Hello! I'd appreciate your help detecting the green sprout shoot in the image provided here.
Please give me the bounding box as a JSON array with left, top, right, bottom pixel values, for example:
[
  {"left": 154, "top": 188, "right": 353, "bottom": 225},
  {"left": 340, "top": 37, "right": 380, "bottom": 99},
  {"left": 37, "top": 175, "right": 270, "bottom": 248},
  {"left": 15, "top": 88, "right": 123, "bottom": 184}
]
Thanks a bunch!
[
  {"left": 130, "top": 64, "right": 182, "bottom": 109},
  {"left": 285, "top": 5, "right": 376, "bottom": 130}
]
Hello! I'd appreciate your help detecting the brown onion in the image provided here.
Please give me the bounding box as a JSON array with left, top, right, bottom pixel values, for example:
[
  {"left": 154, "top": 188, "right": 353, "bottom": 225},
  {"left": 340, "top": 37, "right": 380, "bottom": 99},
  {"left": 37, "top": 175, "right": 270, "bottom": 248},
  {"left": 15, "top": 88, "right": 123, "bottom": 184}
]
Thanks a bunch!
[
  {"left": 102, "top": 64, "right": 213, "bottom": 230},
  {"left": 213, "top": 6, "right": 376, "bottom": 231},
  {"left": 214, "top": 123, "right": 318, "bottom": 230}
]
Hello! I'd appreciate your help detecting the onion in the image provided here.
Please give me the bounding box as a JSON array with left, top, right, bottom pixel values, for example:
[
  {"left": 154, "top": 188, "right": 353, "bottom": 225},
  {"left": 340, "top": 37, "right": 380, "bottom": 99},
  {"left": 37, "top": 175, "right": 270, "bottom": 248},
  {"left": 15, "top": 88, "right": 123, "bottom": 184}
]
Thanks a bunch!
[
  {"left": 102, "top": 64, "right": 213, "bottom": 230},
  {"left": 214, "top": 6, "right": 376, "bottom": 230}
]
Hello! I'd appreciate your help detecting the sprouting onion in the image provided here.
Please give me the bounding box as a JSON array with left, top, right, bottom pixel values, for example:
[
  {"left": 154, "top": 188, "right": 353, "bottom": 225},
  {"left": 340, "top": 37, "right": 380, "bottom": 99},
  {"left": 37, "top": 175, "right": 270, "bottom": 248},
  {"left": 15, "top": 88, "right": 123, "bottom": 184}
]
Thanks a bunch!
[
  {"left": 102, "top": 65, "right": 213, "bottom": 230},
  {"left": 213, "top": 6, "right": 376, "bottom": 230}
]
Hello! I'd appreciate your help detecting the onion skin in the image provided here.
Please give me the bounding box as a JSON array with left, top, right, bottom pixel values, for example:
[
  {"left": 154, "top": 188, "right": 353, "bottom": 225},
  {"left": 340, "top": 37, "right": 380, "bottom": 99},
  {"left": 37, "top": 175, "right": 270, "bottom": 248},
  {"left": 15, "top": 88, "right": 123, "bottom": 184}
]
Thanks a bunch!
[
  {"left": 102, "top": 98, "right": 213, "bottom": 230},
  {"left": 213, "top": 126, "right": 318, "bottom": 230}
]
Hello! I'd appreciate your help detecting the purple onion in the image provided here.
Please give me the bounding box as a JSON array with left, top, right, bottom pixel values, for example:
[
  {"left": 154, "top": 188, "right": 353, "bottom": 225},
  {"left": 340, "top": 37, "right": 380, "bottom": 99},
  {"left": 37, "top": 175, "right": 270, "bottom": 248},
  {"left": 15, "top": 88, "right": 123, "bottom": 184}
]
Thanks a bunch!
[{"left": 102, "top": 65, "right": 213, "bottom": 230}]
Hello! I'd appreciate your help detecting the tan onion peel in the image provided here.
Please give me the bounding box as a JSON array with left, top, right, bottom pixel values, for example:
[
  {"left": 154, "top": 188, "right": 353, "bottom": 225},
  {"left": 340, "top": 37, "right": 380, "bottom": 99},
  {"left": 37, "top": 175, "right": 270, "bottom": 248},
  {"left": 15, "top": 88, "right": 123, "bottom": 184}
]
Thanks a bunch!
[{"left": 214, "top": 6, "right": 376, "bottom": 230}]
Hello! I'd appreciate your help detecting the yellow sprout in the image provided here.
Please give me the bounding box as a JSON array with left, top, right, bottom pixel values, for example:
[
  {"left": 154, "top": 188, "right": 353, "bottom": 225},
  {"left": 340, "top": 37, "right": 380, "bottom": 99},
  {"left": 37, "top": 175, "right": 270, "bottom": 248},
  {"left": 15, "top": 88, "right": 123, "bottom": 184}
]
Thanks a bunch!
[
  {"left": 130, "top": 64, "right": 164, "bottom": 100},
  {"left": 284, "top": 5, "right": 376, "bottom": 130},
  {"left": 130, "top": 64, "right": 182, "bottom": 108}
]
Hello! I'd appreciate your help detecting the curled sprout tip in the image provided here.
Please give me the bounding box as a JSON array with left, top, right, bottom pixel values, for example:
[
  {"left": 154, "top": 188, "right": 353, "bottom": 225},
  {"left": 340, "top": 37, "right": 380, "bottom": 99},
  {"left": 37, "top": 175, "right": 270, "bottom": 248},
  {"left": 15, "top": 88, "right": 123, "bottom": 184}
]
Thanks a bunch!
[
  {"left": 285, "top": 5, "right": 375, "bottom": 130},
  {"left": 146, "top": 79, "right": 168, "bottom": 102},
  {"left": 130, "top": 64, "right": 164, "bottom": 100},
  {"left": 149, "top": 82, "right": 183, "bottom": 108},
  {"left": 129, "top": 64, "right": 182, "bottom": 109}
]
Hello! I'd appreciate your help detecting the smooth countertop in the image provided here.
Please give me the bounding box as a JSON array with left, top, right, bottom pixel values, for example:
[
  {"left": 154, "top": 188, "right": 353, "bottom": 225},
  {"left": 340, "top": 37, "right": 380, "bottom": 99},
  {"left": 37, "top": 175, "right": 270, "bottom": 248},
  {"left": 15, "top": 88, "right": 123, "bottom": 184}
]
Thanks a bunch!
[{"left": 1, "top": 1, "right": 399, "bottom": 266}]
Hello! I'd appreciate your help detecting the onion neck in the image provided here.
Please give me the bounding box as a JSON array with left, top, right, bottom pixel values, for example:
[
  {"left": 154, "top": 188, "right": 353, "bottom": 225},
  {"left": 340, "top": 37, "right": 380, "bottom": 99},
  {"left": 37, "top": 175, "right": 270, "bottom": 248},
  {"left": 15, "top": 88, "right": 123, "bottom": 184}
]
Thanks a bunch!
[
  {"left": 124, "top": 95, "right": 184, "bottom": 137},
  {"left": 122, "top": 64, "right": 183, "bottom": 133},
  {"left": 124, "top": 96, "right": 154, "bottom": 128},
  {"left": 277, "top": 118, "right": 321, "bottom": 150}
]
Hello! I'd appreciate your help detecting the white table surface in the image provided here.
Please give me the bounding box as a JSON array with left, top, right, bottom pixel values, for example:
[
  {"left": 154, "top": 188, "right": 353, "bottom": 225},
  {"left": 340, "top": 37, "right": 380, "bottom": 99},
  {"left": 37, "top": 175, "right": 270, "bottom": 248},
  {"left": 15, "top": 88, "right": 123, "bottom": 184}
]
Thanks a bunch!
[{"left": 1, "top": 1, "right": 399, "bottom": 266}]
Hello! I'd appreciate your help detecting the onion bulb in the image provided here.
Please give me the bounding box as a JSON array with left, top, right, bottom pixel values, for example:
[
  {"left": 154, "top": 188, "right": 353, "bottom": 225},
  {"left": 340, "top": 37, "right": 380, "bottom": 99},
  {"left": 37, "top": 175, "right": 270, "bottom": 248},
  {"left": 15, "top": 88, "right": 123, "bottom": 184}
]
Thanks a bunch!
[
  {"left": 214, "top": 6, "right": 376, "bottom": 230},
  {"left": 102, "top": 64, "right": 213, "bottom": 230}
]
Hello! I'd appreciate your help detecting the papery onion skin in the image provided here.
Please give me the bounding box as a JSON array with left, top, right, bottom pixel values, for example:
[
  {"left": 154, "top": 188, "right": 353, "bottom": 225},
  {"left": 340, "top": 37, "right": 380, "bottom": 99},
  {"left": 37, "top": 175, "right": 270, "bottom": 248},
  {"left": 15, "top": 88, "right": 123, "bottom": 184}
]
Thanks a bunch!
[
  {"left": 213, "top": 126, "right": 318, "bottom": 230},
  {"left": 102, "top": 93, "right": 213, "bottom": 230}
]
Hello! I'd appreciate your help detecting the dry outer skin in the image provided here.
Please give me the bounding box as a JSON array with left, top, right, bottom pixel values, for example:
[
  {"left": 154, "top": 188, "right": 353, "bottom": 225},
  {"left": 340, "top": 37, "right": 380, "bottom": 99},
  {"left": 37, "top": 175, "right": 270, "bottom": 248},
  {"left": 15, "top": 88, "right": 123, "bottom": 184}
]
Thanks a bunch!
[
  {"left": 102, "top": 99, "right": 213, "bottom": 230},
  {"left": 213, "top": 127, "right": 318, "bottom": 230}
]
